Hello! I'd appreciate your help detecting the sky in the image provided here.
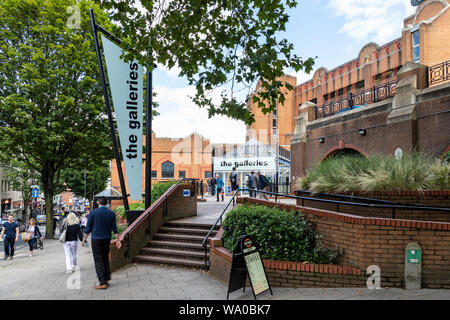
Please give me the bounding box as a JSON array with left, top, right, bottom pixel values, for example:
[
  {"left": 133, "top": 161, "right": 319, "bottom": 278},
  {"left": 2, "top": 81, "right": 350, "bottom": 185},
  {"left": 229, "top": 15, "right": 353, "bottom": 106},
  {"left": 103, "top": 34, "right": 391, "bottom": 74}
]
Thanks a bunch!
[{"left": 151, "top": 0, "right": 417, "bottom": 144}]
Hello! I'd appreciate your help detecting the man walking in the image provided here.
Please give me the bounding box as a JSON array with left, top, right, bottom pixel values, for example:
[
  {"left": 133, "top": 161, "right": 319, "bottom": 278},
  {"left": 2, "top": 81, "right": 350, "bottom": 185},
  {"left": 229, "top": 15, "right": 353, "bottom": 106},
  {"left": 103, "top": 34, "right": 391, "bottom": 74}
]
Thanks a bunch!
[
  {"left": 248, "top": 171, "right": 258, "bottom": 198},
  {"left": 82, "top": 198, "right": 121, "bottom": 289},
  {"left": 0, "top": 215, "right": 19, "bottom": 260},
  {"left": 257, "top": 171, "right": 269, "bottom": 200},
  {"left": 229, "top": 167, "right": 239, "bottom": 194}
]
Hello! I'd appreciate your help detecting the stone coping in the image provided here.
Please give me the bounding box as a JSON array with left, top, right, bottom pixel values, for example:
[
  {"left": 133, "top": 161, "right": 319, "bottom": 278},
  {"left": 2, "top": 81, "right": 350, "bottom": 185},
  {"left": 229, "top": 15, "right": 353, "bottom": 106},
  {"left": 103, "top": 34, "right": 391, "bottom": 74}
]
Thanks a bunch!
[
  {"left": 237, "top": 197, "right": 450, "bottom": 230},
  {"left": 212, "top": 247, "right": 362, "bottom": 275}
]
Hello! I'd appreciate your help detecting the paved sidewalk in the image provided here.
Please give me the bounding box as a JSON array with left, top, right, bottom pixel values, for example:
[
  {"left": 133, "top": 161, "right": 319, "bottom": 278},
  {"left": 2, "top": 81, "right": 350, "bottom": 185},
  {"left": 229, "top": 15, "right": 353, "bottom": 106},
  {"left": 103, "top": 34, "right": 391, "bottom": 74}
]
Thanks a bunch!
[{"left": 1, "top": 235, "right": 449, "bottom": 300}]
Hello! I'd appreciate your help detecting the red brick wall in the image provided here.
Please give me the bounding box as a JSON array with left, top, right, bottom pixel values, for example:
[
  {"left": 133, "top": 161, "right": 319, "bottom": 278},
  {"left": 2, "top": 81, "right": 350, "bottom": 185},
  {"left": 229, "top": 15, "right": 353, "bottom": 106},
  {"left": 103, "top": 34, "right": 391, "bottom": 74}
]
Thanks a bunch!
[
  {"left": 416, "top": 86, "right": 450, "bottom": 157},
  {"left": 292, "top": 83, "right": 450, "bottom": 177},
  {"left": 215, "top": 197, "right": 450, "bottom": 289},
  {"left": 210, "top": 247, "right": 367, "bottom": 288}
]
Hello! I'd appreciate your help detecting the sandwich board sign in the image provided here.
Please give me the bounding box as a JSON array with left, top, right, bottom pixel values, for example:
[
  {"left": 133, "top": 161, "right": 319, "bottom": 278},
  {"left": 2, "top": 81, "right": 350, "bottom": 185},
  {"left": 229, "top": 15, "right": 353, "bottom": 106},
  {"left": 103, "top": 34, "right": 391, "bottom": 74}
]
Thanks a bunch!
[{"left": 226, "top": 235, "right": 273, "bottom": 300}]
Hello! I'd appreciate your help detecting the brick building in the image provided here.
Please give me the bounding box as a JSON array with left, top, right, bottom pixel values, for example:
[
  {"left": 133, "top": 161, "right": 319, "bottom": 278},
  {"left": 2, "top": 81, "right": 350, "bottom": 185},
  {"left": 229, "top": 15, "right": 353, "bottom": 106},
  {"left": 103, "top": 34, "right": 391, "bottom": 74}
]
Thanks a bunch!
[
  {"left": 245, "top": 0, "right": 450, "bottom": 189},
  {"left": 110, "top": 132, "right": 244, "bottom": 204}
]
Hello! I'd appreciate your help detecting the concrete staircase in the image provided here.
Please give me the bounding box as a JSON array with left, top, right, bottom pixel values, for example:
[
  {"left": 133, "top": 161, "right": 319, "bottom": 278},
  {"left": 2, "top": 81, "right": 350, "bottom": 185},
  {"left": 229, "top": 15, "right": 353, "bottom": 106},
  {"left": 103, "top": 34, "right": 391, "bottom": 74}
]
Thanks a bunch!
[{"left": 134, "top": 220, "right": 220, "bottom": 269}]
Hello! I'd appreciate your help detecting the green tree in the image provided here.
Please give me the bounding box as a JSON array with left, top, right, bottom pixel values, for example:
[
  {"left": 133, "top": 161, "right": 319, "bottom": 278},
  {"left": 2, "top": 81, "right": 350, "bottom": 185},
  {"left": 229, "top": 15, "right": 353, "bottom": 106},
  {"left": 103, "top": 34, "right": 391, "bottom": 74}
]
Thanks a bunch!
[
  {"left": 58, "top": 161, "right": 110, "bottom": 202},
  {"left": 99, "top": 0, "right": 314, "bottom": 125},
  {"left": 0, "top": 0, "right": 114, "bottom": 238}
]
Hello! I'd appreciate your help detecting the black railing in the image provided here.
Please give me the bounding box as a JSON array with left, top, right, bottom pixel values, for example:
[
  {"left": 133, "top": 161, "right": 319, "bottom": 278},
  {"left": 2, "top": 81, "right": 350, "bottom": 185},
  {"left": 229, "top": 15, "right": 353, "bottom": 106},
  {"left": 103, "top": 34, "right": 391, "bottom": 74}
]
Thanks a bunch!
[
  {"left": 201, "top": 190, "right": 239, "bottom": 269},
  {"left": 294, "top": 190, "right": 446, "bottom": 208},
  {"left": 316, "top": 80, "right": 398, "bottom": 119},
  {"left": 428, "top": 60, "right": 450, "bottom": 86}
]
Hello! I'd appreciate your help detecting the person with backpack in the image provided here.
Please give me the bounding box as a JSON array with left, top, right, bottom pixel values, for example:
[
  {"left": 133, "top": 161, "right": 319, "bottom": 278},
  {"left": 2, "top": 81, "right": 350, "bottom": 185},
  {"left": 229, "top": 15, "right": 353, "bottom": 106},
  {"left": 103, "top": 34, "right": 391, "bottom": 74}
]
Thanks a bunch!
[
  {"left": 257, "top": 171, "right": 269, "bottom": 200},
  {"left": 229, "top": 167, "right": 239, "bottom": 193}
]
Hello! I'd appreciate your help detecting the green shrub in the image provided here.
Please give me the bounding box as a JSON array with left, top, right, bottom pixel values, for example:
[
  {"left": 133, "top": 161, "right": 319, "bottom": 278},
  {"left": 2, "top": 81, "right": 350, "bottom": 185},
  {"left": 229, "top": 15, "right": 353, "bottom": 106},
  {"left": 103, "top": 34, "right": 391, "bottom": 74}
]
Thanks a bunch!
[
  {"left": 222, "top": 204, "right": 342, "bottom": 264},
  {"left": 114, "top": 180, "right": 177, "bottom": 217}
]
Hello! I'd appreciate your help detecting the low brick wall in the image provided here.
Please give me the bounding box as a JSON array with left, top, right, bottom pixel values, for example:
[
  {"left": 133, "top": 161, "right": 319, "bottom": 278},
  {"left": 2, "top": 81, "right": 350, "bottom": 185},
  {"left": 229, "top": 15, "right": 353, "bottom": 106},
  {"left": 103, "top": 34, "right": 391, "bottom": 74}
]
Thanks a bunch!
[
  {"left": 209, "top": 197, "right": 450, "bottom": 289},
  {"left": 109, "top": 183, "right": 197, "bottom": 272},
  {"left": 295, "top": 190, "right": 450, "bottom": 223},
  {"left": 210, "top": 247, "right": 367, "bottom": 288}
]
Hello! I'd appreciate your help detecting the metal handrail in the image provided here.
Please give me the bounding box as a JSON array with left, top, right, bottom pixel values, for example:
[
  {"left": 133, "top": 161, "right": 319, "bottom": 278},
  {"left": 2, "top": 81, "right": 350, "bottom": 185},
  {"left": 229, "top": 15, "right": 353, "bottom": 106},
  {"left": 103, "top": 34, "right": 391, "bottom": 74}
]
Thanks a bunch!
[
  {"left": 294, "top": 190, "right": 448, "bottom": 208},
  {"left": 201, "top": 189, "right": 240, "bottom": 269},
  {"left": 119, "top": 178, "right": 198, "bottom": 242},
  {"left": 254, "top": 189, "right": 450, "bottom": 213}
]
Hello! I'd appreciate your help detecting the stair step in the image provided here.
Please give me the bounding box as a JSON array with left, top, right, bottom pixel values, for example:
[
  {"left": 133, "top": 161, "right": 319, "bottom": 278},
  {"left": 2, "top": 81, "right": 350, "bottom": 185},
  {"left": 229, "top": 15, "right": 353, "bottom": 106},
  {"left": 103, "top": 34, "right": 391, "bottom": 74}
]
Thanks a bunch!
[
  {"left": 141, "top": 247, "right": 207, "bottom": 260},
  {"left": 146, "top": 240, "right": 208, "bottom": 250},
  {"left": 134, "top": 255, "right": 206, "bottom": 269},
  {"left": 153, "top": 233, "right": 205, "bottom": 243},
  {"left": 159, "top": 226, "right": 217, "bottom": 236},
  {"left": 164, "top": 221, "right": 220, "bottom": 230}
]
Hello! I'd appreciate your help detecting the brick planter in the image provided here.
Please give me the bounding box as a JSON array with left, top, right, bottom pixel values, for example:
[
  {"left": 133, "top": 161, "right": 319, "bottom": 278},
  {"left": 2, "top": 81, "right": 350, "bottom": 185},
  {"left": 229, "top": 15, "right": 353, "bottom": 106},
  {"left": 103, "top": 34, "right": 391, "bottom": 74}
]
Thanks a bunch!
[{"left": 208, "top": 197, "right": 450, "bottom": 289}]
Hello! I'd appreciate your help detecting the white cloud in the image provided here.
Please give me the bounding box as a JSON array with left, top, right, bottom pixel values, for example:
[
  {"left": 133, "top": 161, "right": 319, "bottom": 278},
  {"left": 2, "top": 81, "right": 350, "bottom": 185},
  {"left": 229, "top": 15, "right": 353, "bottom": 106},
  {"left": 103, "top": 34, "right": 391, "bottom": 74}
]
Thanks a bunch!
[
  {"left": 326, "top": 0, "right": 416, "bottom": 44},
  {"left": 152, "top": 85, "right": 246, "bottom": 144}
]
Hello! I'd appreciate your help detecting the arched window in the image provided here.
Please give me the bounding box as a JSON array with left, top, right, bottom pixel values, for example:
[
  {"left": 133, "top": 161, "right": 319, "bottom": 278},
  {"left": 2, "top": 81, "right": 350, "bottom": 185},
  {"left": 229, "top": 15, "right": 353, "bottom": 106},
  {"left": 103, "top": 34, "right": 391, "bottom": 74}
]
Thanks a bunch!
[{"left": 161, "top": 161, "right": 174, "bottom": 178}]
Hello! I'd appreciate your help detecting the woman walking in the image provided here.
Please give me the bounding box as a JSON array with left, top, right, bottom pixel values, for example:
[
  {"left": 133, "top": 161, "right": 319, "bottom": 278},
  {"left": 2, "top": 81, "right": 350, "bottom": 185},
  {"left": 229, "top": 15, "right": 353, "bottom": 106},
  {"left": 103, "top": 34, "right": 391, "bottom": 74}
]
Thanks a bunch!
[
  {"left": 61, "top": 212, "right": 83, "bottom": 273},
  {"left": 26, "top": 218, "right": 42, "bottom": 257},
  {"left": 80, "top": 214, "right": 88, "bottom": 234}
]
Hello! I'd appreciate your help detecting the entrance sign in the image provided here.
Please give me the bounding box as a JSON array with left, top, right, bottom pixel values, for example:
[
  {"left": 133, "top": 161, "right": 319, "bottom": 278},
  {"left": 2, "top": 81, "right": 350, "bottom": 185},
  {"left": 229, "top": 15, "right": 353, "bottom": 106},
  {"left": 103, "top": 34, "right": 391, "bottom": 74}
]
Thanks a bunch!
[
  {"left": 102, "top": 36, "right": 143, "bottom": 201},
  {"left": 227, "top": 235, "right": 273, "bottom": 300},
  {"left": 214, "top": 157, "right": 276, "bottom": 172}
]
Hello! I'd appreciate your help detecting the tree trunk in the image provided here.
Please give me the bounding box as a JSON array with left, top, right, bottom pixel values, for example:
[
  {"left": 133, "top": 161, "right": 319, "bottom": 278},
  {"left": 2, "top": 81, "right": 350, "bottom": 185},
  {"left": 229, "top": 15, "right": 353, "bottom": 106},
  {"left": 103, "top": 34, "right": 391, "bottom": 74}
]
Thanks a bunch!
[{"left": 42, "top": 169, "right": 55, "bottom": 239}]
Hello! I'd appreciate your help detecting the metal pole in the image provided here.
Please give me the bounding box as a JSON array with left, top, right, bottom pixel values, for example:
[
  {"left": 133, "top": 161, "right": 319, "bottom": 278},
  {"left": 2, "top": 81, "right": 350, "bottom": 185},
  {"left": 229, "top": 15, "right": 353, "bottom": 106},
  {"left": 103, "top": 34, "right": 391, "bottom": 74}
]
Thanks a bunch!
[
  {"left": 83, "top": 168, "right": 86, "bottom": 211},
  {"left": 89, "top": 8, "right": 129, "bottom": 210},
  {"left": 145, "top": 67, "right": 153, "bottom": 210}
]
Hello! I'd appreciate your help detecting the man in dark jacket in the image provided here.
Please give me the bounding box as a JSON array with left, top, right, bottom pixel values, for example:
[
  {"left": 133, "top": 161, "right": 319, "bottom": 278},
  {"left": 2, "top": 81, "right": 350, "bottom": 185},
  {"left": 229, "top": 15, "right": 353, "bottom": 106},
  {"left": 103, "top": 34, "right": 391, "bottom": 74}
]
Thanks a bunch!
[
  {"left": 82, "top": 198, "right": 121, "bottom": 289},
  {"left": 257, "top": 171, "right": 269, "bottom": 200}
]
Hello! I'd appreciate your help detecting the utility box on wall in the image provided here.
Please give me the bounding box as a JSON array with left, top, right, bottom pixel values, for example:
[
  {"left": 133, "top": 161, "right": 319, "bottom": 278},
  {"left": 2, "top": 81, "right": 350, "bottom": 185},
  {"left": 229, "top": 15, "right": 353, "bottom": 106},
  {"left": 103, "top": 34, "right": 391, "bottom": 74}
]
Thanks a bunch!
[{"left": 404, "top": 242, "right": 422, "bottom": 290}]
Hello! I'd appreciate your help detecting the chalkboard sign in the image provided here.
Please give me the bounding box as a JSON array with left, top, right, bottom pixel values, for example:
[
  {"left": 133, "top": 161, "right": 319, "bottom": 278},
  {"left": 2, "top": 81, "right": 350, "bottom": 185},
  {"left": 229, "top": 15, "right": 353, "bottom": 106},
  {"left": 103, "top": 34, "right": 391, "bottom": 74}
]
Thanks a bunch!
[{"left": 227, "top": 235, "right": 273, "bottom": 300}]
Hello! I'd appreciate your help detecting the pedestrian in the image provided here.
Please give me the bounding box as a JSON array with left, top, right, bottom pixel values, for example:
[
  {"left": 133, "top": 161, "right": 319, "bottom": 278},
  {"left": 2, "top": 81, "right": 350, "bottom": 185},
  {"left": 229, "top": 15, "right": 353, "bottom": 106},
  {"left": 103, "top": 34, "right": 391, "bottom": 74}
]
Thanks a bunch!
[
  {"left": 26, "top": 218, "right": 42, "bottom": 257},
  {"left": 82, "top": 198, "right": 121, "bottom": 289},
  {"left": 205, "top": 177, "right": 212, "bottom": 197},
  {"left": 215, "top": 174, "right": 225, "bottom": 202},
  {"left": 210, "top": 175, "right": 217, "bottom": 196},
  {"left": 0, "top": 214, "right": 19, "bottom": 260},
  {"left": 229, "top": 167, "right": 239, "bottom": 194},
  {"left": 53, "top": 213, "right": 59, "bottom": 236},
  {"left": 80, "top": 214, "right": 88, "bottom": 234},
  {"left": 247, "top": 171, "right": 258, "bottom": 198},
  {"left": 257, "top": 171, "right": 270, "bottom": 200},
  {"left": 60, "top": 212, "right": 83, "bottom": 273}
]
